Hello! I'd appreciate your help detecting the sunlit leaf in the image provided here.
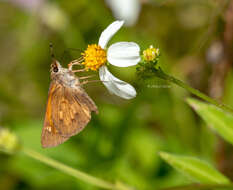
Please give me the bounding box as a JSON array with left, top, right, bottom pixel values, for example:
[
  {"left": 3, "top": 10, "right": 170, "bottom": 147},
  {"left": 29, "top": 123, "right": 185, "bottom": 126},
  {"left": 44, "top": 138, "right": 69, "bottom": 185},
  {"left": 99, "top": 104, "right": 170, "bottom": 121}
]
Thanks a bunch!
[
  {"left": 159, "top": 152, "right": 230, "bottom": 184},
  {"left": 187, "top": 98, "right": 233, "bottom": 145}
]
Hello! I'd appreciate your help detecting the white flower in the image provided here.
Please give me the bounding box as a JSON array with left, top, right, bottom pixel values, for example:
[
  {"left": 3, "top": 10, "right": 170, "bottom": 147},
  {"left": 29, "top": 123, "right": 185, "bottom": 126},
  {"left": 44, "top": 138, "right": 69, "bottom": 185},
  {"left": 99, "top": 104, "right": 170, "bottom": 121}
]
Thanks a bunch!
[
  {"left": 81, "top": 20, "right": 140, "bottom": 99},
  {"left": 105, "top": 0, "right": 141, "bottom": 26}
]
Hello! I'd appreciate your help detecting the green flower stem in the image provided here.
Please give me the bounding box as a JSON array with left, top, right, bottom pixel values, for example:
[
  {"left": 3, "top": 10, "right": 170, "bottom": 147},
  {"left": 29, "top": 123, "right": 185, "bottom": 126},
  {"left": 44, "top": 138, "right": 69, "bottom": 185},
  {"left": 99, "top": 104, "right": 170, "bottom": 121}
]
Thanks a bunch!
[
  {"left": 153, "top": 68, "right": 233, "bottom": 114},
  {"left": 159, "top": 183, "right": 233, "bottom": 190},
  {"left": 22, "top": 148, "right": 130, "bottom": 190}
]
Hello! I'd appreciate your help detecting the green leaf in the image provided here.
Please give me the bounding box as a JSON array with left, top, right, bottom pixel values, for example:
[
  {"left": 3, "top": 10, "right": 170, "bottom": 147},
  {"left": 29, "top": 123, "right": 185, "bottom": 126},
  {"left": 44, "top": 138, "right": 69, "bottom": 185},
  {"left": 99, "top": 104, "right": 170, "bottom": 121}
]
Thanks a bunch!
[
  {"left": 159, "top": 152, "right": 230, "bottom": 184},
  {"left": 187, "top": 98, "right": 233, "bottom": 145}
]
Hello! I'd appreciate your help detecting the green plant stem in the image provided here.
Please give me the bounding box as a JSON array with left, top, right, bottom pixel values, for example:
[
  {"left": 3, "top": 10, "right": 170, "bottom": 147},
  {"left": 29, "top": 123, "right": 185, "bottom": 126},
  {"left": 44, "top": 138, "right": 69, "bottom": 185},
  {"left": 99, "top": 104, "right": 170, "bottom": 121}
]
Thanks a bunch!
[
  {"left": 22, "top": 148, "right": 130, "bottom": 190},
  {"left": 159, "top": 183, "right": 233, "bottom": 190},
  {"left": 153, "top": 68, "right": 233, "bottom": 114}
]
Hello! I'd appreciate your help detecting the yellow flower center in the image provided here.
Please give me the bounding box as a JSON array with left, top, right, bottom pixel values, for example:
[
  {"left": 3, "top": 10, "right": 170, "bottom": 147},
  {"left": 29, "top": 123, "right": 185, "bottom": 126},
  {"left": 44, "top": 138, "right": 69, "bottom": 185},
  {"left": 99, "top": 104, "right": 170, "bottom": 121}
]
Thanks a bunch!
[
  {"left": 81, "top": 44, "right": 107, "bottom": 71},
  {"left": 143, "top": 45, "right": 160, "bottom": 62}
]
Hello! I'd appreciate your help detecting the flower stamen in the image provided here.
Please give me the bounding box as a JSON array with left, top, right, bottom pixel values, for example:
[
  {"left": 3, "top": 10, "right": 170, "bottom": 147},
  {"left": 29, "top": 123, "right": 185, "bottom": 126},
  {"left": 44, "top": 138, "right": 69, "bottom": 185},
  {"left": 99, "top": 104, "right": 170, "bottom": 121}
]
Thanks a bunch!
[{"left": 81, "top": 44, "right": 107, "bottom": 71}]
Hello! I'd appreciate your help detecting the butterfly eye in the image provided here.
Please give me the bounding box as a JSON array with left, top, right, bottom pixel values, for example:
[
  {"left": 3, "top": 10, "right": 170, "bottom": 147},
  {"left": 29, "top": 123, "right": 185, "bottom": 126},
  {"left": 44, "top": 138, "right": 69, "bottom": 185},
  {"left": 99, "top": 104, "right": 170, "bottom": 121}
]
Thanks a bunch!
[
  {"left": 50, "top": 61, "right": 60, "bottom": 73},
  {"left": 53, "top": 66, "right": 59, "bottom": 73}
]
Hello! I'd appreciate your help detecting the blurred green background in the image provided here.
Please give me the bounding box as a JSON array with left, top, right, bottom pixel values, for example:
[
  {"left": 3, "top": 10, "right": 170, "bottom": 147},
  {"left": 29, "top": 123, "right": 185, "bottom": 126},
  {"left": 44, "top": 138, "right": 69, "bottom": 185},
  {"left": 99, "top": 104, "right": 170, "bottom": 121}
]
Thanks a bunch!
[{"left": 1, "top": 0, "right": 233, "bottom": 189}]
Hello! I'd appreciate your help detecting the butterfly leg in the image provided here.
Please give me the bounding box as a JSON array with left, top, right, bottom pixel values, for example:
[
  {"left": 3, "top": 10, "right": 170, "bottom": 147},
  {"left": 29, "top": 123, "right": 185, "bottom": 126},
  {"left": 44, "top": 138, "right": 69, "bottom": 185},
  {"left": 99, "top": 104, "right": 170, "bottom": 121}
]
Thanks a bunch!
[
  {"left": 68, "top": 62, "right": 82, "bottom": 70},
  {"left": 80, "top": 80, "right": 103, "bottom": 85},
  {"left": 68, "top": 58, "right": 84, "bottom": 70},
  {"left": 72, "top": 68, "right": 87, "bottom": 73},
  {"left": 79, "top": 75, "right": 95, "bottom": 80}
]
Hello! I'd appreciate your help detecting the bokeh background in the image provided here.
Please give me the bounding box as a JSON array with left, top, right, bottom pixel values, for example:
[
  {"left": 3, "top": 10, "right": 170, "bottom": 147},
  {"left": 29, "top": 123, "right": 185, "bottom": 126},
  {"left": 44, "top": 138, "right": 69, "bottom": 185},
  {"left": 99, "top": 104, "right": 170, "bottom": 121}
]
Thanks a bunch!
[{"left": 1, "top": 0, "right": 233, "bottom": 189}]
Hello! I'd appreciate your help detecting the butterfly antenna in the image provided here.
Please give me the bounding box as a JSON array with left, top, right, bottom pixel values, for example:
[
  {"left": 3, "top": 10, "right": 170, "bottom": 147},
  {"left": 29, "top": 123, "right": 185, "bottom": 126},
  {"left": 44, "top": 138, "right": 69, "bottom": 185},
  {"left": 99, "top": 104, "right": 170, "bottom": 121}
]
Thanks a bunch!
[{"left": 49, "top": 43, "right": 56, "bottom": 60}]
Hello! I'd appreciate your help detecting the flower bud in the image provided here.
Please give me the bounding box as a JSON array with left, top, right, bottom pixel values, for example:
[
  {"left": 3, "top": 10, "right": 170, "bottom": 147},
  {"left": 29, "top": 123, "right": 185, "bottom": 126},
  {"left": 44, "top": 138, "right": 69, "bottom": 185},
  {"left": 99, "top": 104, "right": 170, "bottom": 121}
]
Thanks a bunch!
[
  {"left": 0, "top": 128, "right": 20, "bottom": 154},
  {"left": 142, "top": 45, "right": 160, "bottom": 62}
]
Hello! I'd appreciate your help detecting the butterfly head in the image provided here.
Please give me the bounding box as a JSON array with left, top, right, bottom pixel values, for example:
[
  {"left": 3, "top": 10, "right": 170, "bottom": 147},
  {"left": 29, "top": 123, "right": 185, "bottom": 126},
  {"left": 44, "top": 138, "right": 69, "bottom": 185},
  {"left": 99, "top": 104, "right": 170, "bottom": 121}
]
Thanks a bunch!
[{"left": 50, "top": 60, "right": 62, "bottom": 74}]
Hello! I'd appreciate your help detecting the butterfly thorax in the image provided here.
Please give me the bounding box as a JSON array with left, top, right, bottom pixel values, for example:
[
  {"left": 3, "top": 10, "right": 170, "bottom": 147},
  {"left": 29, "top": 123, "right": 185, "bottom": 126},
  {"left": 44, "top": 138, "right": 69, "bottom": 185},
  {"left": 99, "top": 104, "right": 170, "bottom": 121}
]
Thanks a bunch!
[{"left": 50, "top": 61, "right": 80, "bottom": 88}]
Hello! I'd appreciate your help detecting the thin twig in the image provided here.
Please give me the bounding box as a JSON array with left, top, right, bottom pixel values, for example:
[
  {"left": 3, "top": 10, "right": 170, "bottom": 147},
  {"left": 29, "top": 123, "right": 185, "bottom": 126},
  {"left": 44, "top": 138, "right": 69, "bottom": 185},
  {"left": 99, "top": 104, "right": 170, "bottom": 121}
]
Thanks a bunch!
[
  {"left": 22, "top": 148, "right": 131, "bottom": 190},
  {"left": 153, "top": 68, "right": 233, "bottom": 114}
]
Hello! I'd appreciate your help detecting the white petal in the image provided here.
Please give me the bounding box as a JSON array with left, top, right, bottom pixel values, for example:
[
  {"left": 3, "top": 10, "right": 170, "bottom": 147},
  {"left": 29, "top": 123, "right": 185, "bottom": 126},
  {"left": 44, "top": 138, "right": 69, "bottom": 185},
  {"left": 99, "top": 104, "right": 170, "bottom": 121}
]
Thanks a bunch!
[
  {"left": 107, "top": 42, "right": 140, "bottom": 67},
  {"left": 99, "top": 66, "right": 136, "bottom": 99},
  {"left": 98, "top": 20, "right": 124, "bottom": 49},
  {"left": 105, "top": 0, "right": 141, "bottom": 26}
]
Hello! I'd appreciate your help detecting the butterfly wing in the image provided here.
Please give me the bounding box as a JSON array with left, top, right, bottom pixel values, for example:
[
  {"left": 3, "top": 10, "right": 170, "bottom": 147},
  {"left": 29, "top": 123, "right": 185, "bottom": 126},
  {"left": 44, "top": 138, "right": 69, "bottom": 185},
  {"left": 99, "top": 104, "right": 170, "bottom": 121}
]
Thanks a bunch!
[
  {"left": 42, "top": 80, "right": 98, "bottom": 147},
  {"left": 41, "top": 83, "right": 69, "bottom": 148},
  {"left": 41, "top": 124, "right": 69, "bottom": 148},
  {"left": 52, "top": 84, "right": 98, "bottom": 137}
]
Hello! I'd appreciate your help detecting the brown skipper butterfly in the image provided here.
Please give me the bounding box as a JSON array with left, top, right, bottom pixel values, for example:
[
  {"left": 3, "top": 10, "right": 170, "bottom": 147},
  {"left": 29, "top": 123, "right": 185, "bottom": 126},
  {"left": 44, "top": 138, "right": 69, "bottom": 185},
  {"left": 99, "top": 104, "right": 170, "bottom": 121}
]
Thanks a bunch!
[{"left": 41, "top": 46, "right": 98, "bottom": 148}]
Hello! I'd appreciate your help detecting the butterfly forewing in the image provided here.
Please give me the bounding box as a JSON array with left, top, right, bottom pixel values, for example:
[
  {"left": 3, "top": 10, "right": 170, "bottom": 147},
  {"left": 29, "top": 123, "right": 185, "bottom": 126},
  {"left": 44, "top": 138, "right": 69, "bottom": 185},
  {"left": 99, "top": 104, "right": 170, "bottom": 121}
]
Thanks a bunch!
[
  {"left": 41, "top": 83, "right": 69, "bottom": 148},
  {"left": 41, "top": 125, "right": 69, "bottom": 148}
]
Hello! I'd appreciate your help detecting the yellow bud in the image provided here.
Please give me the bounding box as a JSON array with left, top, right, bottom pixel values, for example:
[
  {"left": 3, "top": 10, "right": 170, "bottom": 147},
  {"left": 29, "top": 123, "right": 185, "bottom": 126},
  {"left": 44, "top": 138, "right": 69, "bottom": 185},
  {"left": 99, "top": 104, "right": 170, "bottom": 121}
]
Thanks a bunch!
[{"left": 143, "top": 45, "right": 160, "bottom": 62}]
